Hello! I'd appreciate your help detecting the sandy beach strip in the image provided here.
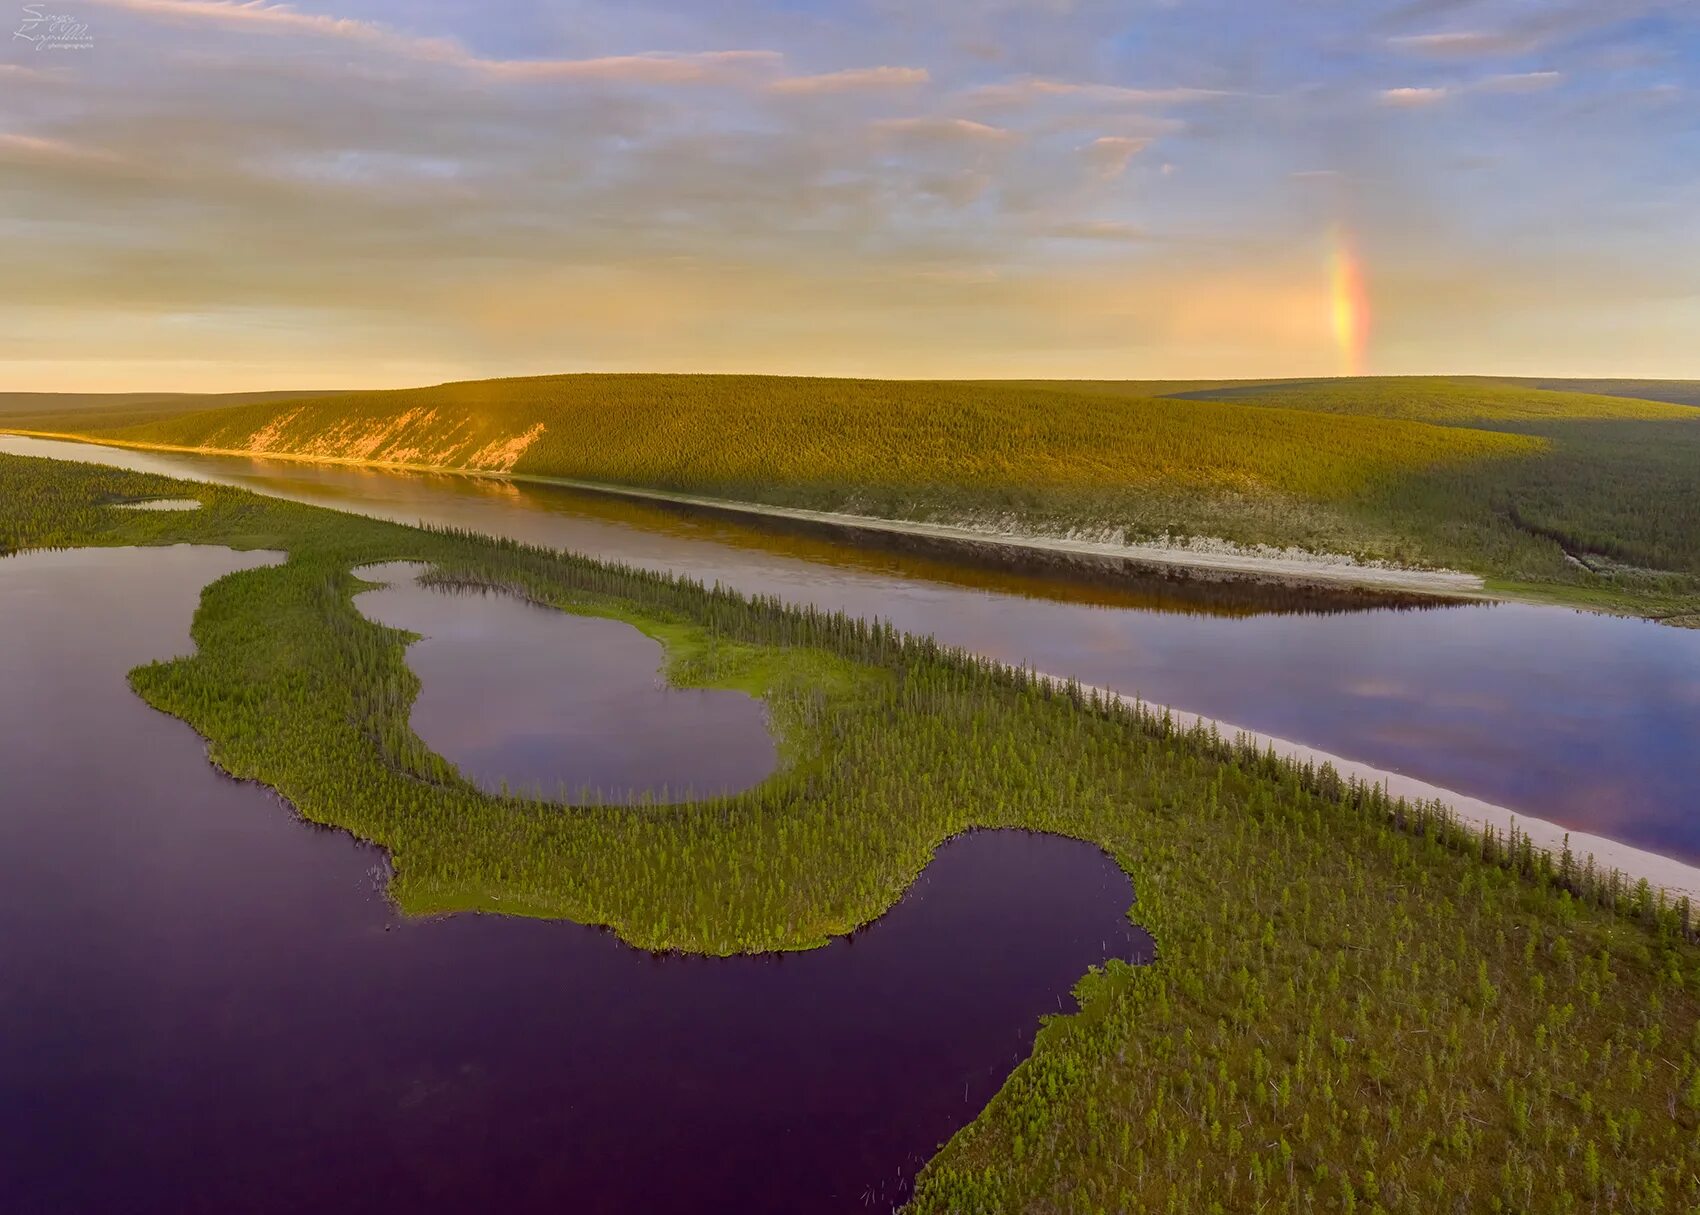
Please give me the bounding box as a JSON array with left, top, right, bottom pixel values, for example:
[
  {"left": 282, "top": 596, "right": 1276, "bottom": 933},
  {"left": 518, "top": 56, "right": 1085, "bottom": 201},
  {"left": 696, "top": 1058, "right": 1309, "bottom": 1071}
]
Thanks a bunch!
[{"left": 1053, "top": 675, "right": 1700, "bottom": 906}]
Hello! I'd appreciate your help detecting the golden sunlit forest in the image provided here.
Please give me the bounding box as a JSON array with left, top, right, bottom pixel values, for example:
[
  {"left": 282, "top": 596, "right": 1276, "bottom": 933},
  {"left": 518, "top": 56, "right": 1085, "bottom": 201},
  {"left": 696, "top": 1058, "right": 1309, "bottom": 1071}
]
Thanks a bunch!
[{"left": 9, "top": 373, "right": 1698, "bottom": 618}]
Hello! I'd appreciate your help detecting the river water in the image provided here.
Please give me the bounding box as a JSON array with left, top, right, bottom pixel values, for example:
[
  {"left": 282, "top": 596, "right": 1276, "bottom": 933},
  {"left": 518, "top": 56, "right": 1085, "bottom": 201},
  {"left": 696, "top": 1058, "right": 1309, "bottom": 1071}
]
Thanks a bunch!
[
  {"left": 0, "top": 545, "right": 1148, "bottom": 1214},
  {"left": 4, "top": 435, "right": 1698, "bottom": 862}
]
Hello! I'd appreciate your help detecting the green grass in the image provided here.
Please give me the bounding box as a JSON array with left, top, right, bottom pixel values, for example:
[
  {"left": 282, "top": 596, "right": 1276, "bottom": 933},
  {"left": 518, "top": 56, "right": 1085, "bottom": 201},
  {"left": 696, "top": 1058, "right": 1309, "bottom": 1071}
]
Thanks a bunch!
[
  {"left": 5, "top": 449, "right": 1700, "bottom": 1212},
  {"left": 10, "top": 372, "right": 1699, "bottom": 619}
]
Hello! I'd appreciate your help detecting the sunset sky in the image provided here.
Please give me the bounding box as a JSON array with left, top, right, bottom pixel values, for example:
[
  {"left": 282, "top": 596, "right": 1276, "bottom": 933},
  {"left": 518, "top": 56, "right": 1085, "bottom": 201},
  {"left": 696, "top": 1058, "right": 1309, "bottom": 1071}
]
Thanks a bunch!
[{"left": 4, "top": 0, "right": 1697, "bottom": 390}]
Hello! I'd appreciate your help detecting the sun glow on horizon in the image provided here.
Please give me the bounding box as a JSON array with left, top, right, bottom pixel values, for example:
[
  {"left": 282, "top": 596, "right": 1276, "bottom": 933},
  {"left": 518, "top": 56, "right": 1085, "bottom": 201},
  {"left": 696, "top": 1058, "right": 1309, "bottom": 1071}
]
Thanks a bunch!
[{"left": 1329, "top": 226, "right": 1371, "bottom": 377}]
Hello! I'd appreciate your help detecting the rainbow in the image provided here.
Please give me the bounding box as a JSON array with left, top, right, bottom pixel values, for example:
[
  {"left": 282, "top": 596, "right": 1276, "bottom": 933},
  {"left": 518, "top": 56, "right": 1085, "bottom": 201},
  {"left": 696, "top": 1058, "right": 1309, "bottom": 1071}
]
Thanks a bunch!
[{"left": 1329, "top": 226, "right": 1371, "bottom": 377}]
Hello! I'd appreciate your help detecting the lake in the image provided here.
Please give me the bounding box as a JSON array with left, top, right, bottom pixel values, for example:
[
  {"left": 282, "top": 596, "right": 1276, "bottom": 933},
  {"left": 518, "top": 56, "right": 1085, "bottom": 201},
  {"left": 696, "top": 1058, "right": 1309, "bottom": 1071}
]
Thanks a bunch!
[
  {"left": 0, "top": 545, "right": 1147, "bottom": 1214},
  {"left": 353, "top": 561, "right": 779, "bottom": 802}
]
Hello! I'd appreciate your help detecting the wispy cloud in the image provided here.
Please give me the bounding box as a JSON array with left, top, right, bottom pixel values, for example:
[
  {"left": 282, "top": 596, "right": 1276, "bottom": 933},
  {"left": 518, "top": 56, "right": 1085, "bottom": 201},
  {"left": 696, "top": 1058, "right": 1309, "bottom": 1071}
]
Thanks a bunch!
[
  {"left": 89, "top": 0, "right": 438, "bottom": 51},
  {"left": 768, "top": 66, "right": 929, "bottom": 95},
  {"left": 872, "top": 117, "right": 1018, "bottom": 143},
  {"left": 0, "top": 132, "right": 124, "bottom": 164},
  {"left": 475, "top": 51, "right": 781, "bottom": 85},
  {"left": 1380, "top": 71, "right": 1565, "bottom": 108},
  {"left": 1380, "top": 86, "right": 1451, "bottom": 107},
  {"left": 1388, "top": 30, "right": 1533, "bottom": 58},
  {"left": 1046, "top": 220, "right": 1149, "bottom": 241},
  {"left": 1386, "top": 0, "right": 1675, "bottom": 59},
  {"left": 969, "top": 77, "right": 1231, "bottom": 107},
  {"left": 1480, "top": 71, "right": 1565, "bottom": 93},
  {"left": 89, "top": 0, "right": 782, "bottom": 85},
  {"left": 1082, "top": 135, "right": 1152, "bottom": 180}
]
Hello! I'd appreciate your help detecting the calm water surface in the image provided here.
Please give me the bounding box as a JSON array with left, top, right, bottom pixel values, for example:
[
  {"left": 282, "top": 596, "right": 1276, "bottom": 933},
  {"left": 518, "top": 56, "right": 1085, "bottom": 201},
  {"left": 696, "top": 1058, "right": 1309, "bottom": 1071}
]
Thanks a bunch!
[
  {"left": 4, "top": 435, "right": 1699, "bottom": 860},
  {"left": 354, "top": 562, "right": 778, "bottom": 801},
  {"left": 0, "top": 546, "right": 1147, "bottom": 1214}
]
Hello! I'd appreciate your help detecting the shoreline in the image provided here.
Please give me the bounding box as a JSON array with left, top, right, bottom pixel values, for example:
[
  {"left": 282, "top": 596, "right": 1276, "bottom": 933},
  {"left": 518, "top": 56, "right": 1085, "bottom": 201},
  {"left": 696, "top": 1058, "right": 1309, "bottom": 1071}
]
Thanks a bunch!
[
  {"left": 1060, "top": 677, "right": 1700, "bottom": 905},
  {"left": 0, "top": 427, "right": 1487, "bottom": 599}
]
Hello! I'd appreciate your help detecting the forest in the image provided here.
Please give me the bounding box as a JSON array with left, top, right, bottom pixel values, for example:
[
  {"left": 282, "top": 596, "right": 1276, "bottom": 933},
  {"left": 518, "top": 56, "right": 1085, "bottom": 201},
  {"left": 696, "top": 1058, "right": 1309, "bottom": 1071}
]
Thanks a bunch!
[{"left": 6, "top": 374, "right": 1697, "bottom": 621}]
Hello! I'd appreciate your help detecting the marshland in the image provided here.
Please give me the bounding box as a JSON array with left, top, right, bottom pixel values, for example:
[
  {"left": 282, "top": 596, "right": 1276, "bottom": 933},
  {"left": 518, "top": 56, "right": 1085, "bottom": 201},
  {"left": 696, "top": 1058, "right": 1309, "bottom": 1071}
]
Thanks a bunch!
[{"left": 5, "top": 448, "right": 1700, "bottom": 1213}]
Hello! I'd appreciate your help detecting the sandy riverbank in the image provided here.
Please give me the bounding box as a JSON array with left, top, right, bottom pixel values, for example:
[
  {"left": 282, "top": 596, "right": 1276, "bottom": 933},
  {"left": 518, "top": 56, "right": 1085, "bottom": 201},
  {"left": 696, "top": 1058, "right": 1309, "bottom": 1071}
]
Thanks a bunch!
[{"left": 1055, "top": 676, "right": 1700, "bottom": 905}]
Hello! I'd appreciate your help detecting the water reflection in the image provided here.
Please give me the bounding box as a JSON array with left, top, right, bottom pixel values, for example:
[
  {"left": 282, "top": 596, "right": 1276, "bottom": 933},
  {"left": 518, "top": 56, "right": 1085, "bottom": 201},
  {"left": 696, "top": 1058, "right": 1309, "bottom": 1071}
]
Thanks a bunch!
[
  {"left": 112, "top": 497, "right": 202, "bottom": 512},
  {"left": 0, "top": 435, "right": 1433, "bottom": 618},
  {"left": 0, "top": 546, "right": 1150, "bottom": 1214},
  {"left": 353, "top": 562, "right": 778, "bottom": 803}
]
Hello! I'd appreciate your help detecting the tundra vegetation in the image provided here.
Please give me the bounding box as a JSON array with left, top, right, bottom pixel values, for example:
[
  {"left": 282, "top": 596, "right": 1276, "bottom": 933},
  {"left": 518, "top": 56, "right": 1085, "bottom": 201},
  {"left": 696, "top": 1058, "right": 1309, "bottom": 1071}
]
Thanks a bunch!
[
  {"left": 4, "top": 449, "right": 1700, "bottom": 1213},
  {"left": 9, "top": 374, "right": 1698, "bottom": 620}
]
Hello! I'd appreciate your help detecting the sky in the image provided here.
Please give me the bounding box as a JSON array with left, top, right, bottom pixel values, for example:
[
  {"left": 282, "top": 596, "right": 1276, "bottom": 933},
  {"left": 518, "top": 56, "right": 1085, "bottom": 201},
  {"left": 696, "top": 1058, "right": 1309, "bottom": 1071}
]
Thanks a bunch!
[{"left": 2, "top": 0, "right": 1698, "bottom": 391}]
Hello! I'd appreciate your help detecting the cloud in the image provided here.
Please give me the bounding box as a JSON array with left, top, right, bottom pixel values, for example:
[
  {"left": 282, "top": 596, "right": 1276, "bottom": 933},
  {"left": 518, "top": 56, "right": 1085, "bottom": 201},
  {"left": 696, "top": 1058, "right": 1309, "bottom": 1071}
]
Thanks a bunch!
[
  {"left": 768, "top": 66, "right": 930, "bottom": 95},
  {"left": 918, "top": 170, "right": 993, "bottom": 207},
  {"left": 90, "top": 0, "right": 399, "bottom": 43},
  {"left": 88, "top": 0, "right": 782, "bottom": 85},
  {"left": 1082, "top": 135, "right": 1152, "bottom": 179},
  {"left": 872, "top": 117, "right": 1018, "bottom": 143},
  {"left": 475, "top": 51, "right": 781, "bottom": 85},
  {"left": 1385, "top": 1, "right": 1670, "bottom": 59},
  {"left": 1045, "top": 220, "right": 1149, "bottom": 241},
  {"left": 1379, "top": 71, "right": 1564, "bottom": 109},
  {"left": 0, "top": 133, "right": 124, "bottom": 164},
  {"left": 969, "top": 77, "right": 1231, "bottom": 108},
  {"left": 1380, "top": 86, "right": 1451, "bottom": 107},
  {"left": 1388, "top": 30, "right": 1532, "bottom": 57},
  {"left": 1480, "top": 71, "right": 1565, "bottom": 93}
]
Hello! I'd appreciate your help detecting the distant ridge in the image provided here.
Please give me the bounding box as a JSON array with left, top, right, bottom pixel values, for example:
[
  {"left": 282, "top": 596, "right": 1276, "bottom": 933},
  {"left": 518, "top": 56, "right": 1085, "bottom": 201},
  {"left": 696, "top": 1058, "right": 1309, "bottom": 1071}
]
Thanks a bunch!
[
  {"left": 0, "top": 389, "right": 342, "bottom": 434},
  {"left": 5, "top": 373, "right": 1697, "bottom": 618}
]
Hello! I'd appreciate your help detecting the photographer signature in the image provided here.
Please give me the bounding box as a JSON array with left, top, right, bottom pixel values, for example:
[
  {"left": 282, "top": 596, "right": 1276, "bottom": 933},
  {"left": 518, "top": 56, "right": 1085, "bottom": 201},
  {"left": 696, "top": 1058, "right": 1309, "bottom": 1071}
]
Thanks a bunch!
[{"left": 13, "top": 4, "right": 92, "bottom": 51}]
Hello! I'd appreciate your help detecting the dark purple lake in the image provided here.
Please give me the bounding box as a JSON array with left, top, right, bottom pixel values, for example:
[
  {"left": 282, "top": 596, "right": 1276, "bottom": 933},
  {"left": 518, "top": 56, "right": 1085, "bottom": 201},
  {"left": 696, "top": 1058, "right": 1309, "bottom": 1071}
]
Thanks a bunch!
[
  {"left": 7, "top": 436, "right": 1696, "bottom": 863},
  {"left": 0, "top": 546, "right": 1147, "bottom": 1214},
  {"left": 353, "top": 562, "right": 778, "bottom": 802}
]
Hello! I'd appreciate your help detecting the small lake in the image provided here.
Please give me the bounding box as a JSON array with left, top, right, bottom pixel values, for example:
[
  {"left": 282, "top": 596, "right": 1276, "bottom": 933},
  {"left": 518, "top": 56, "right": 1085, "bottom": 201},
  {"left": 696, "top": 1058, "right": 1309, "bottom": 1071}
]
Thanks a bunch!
[
  {"left": 353, "top": 562, "right": 779, "bottom": 802},
  {"left": 0, "top": 545, "right": 1148, "bottom": 1214},
  {"left": 5, "top": 435, "right": 1700, "bottom": 863}
]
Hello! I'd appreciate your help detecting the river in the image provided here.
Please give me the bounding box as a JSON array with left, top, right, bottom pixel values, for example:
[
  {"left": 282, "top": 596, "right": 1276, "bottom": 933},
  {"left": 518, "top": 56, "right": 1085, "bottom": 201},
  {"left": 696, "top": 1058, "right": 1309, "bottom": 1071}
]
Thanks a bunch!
[{"left": 5, "top": 434, "right": 1697, "bottom": 863}]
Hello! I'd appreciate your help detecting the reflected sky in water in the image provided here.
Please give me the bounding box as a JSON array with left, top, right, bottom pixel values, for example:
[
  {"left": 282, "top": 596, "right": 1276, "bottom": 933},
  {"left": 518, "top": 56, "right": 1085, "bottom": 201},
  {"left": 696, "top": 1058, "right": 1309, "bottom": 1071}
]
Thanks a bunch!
[
  {"left": 0, "top": 545, "right": 1148, "bottom": 1214},
  {"left": 354, "top": 562, "right": 778, "bottom": 803}
]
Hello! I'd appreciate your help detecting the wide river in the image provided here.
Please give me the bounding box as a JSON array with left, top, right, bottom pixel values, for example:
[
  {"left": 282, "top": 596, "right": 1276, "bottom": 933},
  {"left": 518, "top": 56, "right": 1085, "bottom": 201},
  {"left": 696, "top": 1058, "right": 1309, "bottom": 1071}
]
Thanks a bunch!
[{"left": 5, "top": 435, "right": 1698, "bottom": 862}]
